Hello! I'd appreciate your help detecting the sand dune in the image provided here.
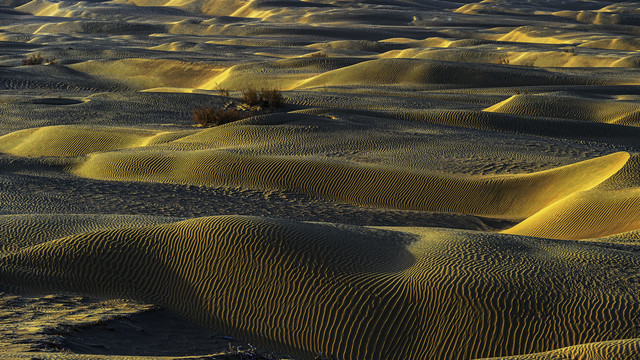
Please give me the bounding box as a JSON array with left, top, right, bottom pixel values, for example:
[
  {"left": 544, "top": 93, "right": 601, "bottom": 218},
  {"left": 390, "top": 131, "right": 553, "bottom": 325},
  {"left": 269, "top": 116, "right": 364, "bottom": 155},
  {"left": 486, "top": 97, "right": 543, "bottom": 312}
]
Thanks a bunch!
[
  {"left": 296, "top": 58, "right": 608, "bottom": 89},
  {"left": 2, "top": 216, "right": 639, "bottom": 360},
  {"left": 0, "top": 125, "right": 187, "bottom": 156},
  {"left": 480, "top": 339, "right": 640, "bottom": 360},
  {"left": 0, "top": 122, "right": 631, "bottom": 218},
  {"left": 70, "top": 59, "right": 225, "bottom": 90},
  {"left": 0, "top": 214, "right": 180, "bottom": 253},
  {"left": 71, "top": 149, "right": 628, "bottom": 218},
  {"left": 503, "top": 188, "right": 640, "bottom": 240},
  {"left": 485, "top": 93, "right": 640, "bottom": 125},
  {"left": 0, "top": 114, "right": 620, "bottom": 216},
  {"left": 2, "top": 0, "right": 640, "bottom": 358}
]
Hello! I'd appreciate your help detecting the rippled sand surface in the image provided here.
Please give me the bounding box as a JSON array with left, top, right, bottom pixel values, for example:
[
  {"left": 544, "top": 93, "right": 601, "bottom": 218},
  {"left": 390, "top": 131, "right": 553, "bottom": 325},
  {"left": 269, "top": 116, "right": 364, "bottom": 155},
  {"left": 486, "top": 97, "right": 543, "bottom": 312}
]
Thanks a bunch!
[{"left": 1, "top": 0, "right": 640, "bottom": 359}]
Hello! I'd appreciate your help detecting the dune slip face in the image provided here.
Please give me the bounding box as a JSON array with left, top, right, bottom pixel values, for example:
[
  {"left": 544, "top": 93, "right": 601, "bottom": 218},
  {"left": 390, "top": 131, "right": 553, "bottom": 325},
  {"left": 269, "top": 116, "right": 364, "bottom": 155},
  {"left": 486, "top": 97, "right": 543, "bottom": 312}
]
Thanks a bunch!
[{"left": 2, "top": 0, "right": 640, "bottom": 359}]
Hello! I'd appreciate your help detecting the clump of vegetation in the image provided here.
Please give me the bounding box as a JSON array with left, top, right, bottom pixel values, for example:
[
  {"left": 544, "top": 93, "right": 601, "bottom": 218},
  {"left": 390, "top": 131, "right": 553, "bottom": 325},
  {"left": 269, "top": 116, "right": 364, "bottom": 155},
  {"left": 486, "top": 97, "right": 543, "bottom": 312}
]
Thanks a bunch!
[
  {"left": 310, "top": 52, "right": 329, "bottom": 58},
  {"left": 259, "top": 88, "right": 284, "bottom": 108},
  {"left": 243, "top": 88, "right": 260, "bottom": 106},
  {"left": 192, "top": 106, "right": 250, "bottom": 127},
  {"left": 242, "top": 88, "right": 284, "bottom": 108},
  {"left": 193, "top": 88, "right": 284, "bottom": 127},
  {"left": 21, "top": 53, "right": 56, "bottom": 66},
  {"left": 498, "top": 57, "right": 510, "bottom": 65}
]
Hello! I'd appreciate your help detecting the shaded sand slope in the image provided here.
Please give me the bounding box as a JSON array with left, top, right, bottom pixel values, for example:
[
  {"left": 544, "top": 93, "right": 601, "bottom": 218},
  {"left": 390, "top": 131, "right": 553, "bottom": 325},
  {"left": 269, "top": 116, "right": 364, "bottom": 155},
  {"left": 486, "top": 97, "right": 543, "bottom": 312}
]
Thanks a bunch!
[{"left": 1, "top": 216, "right": 639, "bottom": 360}]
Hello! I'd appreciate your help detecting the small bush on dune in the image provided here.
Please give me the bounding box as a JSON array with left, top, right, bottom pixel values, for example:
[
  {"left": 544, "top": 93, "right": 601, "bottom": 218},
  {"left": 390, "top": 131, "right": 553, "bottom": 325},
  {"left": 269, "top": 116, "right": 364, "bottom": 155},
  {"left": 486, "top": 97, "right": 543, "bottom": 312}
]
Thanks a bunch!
[
  {"left": 22, "top": 53, "right": 43, "bottom": 65},
  {"left": 193, "top": 87, "right": 284, "bottom": 127},
  {"left": 242, "top": 88, "right": 284, "bottom": 108},
  {"left": 192, "top": 106, "right": 250, "bottom": 127},
  {"left": 260, "top": 89, "right": 283, "bottom": 108},
  {"left": 243, "top": 88, "right": 260, "bottom": 106},
  {"left": 21, "top": 53, "right": 56, "bottom": 66}
]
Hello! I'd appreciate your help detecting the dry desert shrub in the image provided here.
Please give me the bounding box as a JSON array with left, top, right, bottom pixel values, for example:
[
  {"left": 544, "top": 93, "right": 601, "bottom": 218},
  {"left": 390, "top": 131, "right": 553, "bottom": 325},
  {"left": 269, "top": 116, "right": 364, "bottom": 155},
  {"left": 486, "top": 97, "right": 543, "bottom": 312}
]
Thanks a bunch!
[
  {"left": 193, "top": 106, "right": 250, "bottom": 127},
  {"left": 243, "top": 88, "right": 261, "bottom": 106},
  {"left": 22, "top": 53, "right": 44, "bottom": 65},
  {"left": 242, "top": 88, "right": 284, "bottom": 108},
  {"left": 21, "top": 53, "right": 56, "bottom": 65},
  {"left": 310, "top": 52, "right": 329, "bottom": 58},
  {"left": 218, "top": 89, "right": 231, "bottom": 97},
  {"left": 260, "top": 88, "right": 284, "bottom": 107}
]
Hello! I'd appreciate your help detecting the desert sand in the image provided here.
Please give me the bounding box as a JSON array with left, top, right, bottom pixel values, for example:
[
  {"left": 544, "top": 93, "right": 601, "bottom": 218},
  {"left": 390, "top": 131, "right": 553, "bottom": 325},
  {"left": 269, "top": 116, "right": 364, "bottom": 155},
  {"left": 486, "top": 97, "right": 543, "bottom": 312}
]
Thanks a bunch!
[{"left": 0, "top": 0, "right": 639, "bottom": 359}]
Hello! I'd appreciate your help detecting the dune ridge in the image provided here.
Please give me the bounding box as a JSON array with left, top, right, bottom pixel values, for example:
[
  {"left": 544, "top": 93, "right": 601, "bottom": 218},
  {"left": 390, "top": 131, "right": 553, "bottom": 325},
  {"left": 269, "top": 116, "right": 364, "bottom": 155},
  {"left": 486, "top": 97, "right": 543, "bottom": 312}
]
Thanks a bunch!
[
  {"left": 295, "top": 58, "right": 606, "bottom": 89},
  {"left": 1, "top": 216, "right": 639, "bottom": 360},
  {"left": 69, "top": 146, "right": 629, "bottom": 218}
]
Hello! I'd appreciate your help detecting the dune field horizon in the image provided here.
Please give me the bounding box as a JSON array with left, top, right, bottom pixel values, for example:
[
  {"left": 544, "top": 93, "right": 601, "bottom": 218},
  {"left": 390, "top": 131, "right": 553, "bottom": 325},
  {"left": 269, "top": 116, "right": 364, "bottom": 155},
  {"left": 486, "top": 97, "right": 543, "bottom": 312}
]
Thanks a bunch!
[{"left": 0, "top": 0, "right": 640, "bottom": 359}]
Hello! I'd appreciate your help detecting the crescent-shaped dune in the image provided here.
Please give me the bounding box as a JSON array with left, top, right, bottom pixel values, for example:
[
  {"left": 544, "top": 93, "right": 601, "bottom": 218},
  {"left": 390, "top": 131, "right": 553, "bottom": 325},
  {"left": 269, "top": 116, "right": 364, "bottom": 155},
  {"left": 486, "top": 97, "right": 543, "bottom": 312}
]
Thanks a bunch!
[
  {"left": 503, "top": 188, "right": 640, "bottom": 240},
  {"left": 72, "top": 149, "right": 629, "bottom": 218},
  {"left": 1, "top": 216, "right": 639, "bottom": 360},
  {"left": 485, "top": 94, "right": 640, "bottom": 126}
]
